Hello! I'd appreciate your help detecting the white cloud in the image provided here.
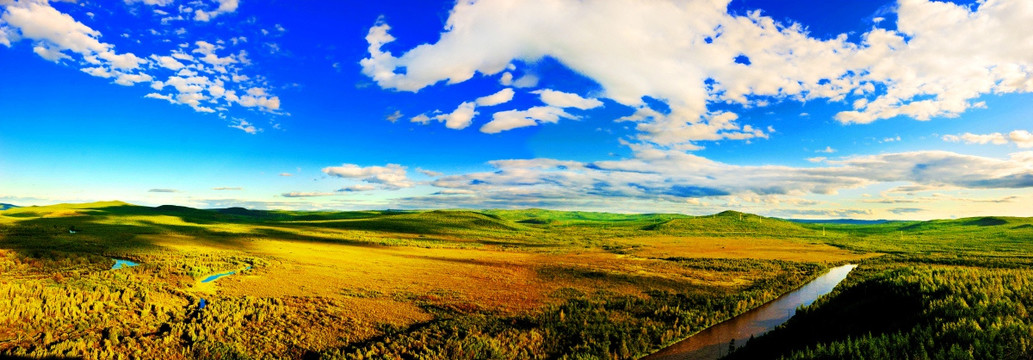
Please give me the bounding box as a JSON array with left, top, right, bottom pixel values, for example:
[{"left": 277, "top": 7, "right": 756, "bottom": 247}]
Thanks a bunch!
[
  {"left": 511, "top": 73, "right": 538, "bottom": 88},
  {"left": 125, "top": 0, "right": 175, "bottom": 6},
  {"left": 114, "top": 72, "right": 153, "bottom": 86},
  {"left": 942, "top": 132, "right": 1008, "bottom": 145},
  {"left": 385, "top": 110, "right": 403, "bottom": 123},
  {"left": 533, "top": 89, "right": 603, "bottom": 110},
  {"left": 322, "top": 163, "right": 412, "bottom": 189},
  {"left": 0, "top": 0, "right": 284, "bottom": 119},
  {"left": 835, "top": 0, "right": 1033, "bottom": 124},
  {"left": 81, "top": 66, "right": 113, "bottom": 78},
  {"left": 816, "top": 146, "right": 837, "bottom": 153},
  {"left": 0, "top": 25, "right": 12, "bottom": 47},
  {"left": 943, "top": 130, "right": 1033, "bottom": 148},
  {"left": 33, "top": 44, "right": 69, "bottom": 61},
  {"left": 1011, "top": 130, "right": 1033, "bottom": 148},
  {"left": 338, "top": 184, "right": 376, "bottom": 192},
  {"left": 144, "top": 92, "right": 175, "bottom": 103},
  {"left": 432, "top": 101, "right": 477, "bottom": 130},
  {"left": 417, "top": 168, "right": 443, "bottom": 177},
  {"left": 3, "top": 2, "right": 107, "bottom": 55},
  {"left": 425, "top": 149, "right": 1033, "bottom": 212},
  {"left": 360, "top": 0, "right": 1033, "bottom": 148},
  {"left": 481, "top": 106, "right": 576, "bottom": 134},
  {"left": 193, "top": 0, "right": 239, "bottom": 22},
  {"left": 475, "top": 88, "right": 515, "bottom": 106},
  {"left": 281, "top": 192, "right": 336, "bottom": 198},
  {"left": 97, "top": 50, "right": 145, "bottom": 70},
  {"left": 410, "top": 114, "right": 431, "bottom": 124},
  {"left": 498, "top": 72, "right": 513, "bottom": 86},
  {"left": 229, "top": 119, "right": 259, "bottom": 134},
  {"left": 151, "top": 54, "right": 185, "bottom": 70}
]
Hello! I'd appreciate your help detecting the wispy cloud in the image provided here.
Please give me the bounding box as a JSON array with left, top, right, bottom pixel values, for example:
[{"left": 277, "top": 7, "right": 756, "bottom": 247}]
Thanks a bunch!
[
  {"left": 943, "top": 130, "right": 1033, "bottom": 148},
  {"left": 322, "top": 163, "right": 412, "bottom": 189},
  {"left": 281, "top": 192, "right": 335, "bottom": 198}
]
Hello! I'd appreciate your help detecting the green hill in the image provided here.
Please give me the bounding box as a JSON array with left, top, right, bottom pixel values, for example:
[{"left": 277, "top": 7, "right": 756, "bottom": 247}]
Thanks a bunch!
[
  {"left": 645, "top": 210, "right": 820, "bottom": 237},
  {"left": 298, "top": 209, "right": 527, "bottom": 235},
  {"left": 0, "top": 201, "right": 132, "bottom": 218},
  {"left": 485, "top": 208, "right": 689, "bottom": 228}
]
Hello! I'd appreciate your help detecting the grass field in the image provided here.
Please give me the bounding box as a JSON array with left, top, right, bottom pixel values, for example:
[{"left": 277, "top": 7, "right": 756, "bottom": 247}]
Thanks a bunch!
[{"left": 1, "top": 202, "right": 1029, "bottom": 359}]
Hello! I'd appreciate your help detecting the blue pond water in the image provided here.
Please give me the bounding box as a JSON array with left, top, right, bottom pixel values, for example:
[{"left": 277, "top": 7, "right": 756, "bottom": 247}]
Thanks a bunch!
[
  {"left": 201, "top": 266, "right": 252, "bottom": 283},
  {"left": 111, "top": 259, "right": 140, "bottom": 270}
]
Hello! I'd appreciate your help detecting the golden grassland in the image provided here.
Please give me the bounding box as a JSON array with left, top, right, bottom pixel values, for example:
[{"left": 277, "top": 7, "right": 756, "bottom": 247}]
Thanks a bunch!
[{"left": 0, "top": 203, "right": 885, "bottom": 359}]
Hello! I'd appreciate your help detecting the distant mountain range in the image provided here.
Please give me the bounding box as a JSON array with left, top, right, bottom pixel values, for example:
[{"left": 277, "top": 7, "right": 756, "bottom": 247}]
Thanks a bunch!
[
  {"left": 0, "top": 203, "right": 18, "bottom": 210},
  {"left": 787, "top": 219, "right": 901, "bottom": 225}
]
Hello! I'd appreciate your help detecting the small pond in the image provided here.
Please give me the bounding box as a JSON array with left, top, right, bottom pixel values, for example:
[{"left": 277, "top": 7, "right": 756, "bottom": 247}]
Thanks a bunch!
[{"left": 111, "top": 259, "right": 140, "bottom": 270}]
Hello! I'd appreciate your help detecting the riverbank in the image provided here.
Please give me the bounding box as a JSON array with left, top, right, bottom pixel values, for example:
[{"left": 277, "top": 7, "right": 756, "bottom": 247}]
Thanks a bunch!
[{"left": 643, "top": 264, "right": 857, "bottom": 360}]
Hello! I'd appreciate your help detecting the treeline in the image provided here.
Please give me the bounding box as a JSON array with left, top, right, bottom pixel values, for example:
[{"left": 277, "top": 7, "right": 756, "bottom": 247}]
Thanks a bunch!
[{"left": 725, "top": 256, "right": 1033, "bottom": 360}]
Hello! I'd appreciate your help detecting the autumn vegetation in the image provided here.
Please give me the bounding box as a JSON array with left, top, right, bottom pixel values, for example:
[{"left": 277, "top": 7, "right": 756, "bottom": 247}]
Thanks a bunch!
[{"left": 0, "top": 202, "right": 1029, "bottom": 359}]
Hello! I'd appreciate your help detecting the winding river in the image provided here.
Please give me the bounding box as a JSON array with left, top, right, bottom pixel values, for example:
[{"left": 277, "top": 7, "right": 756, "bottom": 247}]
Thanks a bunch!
[
  {"left": 200, "top": 265, "right": 252, "bottom": 283},
  {"left": 642, "top": 264, "right": 857, "bottom": 360}
]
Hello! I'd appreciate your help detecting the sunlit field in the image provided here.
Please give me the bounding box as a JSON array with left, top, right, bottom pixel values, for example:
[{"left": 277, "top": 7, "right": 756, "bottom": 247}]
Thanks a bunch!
[
  {"left": 0, "top": 202, "right": 866, "bottom": 359},
  {"left": 3, "top": 202, "right": 1032, "bottom": 359}
]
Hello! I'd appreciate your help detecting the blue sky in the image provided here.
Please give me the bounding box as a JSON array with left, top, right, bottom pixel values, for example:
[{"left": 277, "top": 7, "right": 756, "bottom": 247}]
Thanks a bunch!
[{"left": 1, "top": 0, "right": 1032, "bottom": 219}]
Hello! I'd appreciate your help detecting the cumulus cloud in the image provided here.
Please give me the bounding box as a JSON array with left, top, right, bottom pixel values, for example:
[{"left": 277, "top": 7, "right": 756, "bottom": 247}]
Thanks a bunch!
[
  {"left": 193, "top": 0, "right": 239, "bottom": 22},
  {"left": 360, "top": 0, "right": 1033, "bottom": 148},
  {"left": 415, "top": 87, "right": 605, "bottom": 132},
  {"left": 414, "top": 102, "right": 478, "bottom": 130},
  {"left": 475, "top": 88, "right": 515, "bottom": 106},
  {"left": 835, "top": 0, "right": 1033, "bottom": 124},
  {"left": 1012, "top": 130, "right": 1033, "bottom": 148},
  {"left": 151, "top": 54, "right": 185, "bottom": 70},
  {"left": 0, "top": 0, "right": 284, "bottom": 123},
  {"left": 533, "top": 89, "right": 603, "bottom": 110},
  {"left": 2, "top": 1, "right": 146, "bottom": 73},
  {"left": 322, "top": 163, "right": 412, "bottom": 189},
  {"left": 148, "top": 188, "right": 178, "bottom": 193},
  {"left": 481, "top": 106, "right": 576, "bottom": 134}
]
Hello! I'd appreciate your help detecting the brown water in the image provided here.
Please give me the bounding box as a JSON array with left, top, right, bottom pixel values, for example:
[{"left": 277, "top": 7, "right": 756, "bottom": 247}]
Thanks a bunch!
[{"left": 641, "top": 264, "right": 857, "bottom": 360}]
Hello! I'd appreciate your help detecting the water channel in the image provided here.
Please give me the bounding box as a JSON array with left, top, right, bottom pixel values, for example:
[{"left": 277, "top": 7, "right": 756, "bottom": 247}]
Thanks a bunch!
[{"left": 642, "top": 264, "right": 858, "bottom": 360}]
